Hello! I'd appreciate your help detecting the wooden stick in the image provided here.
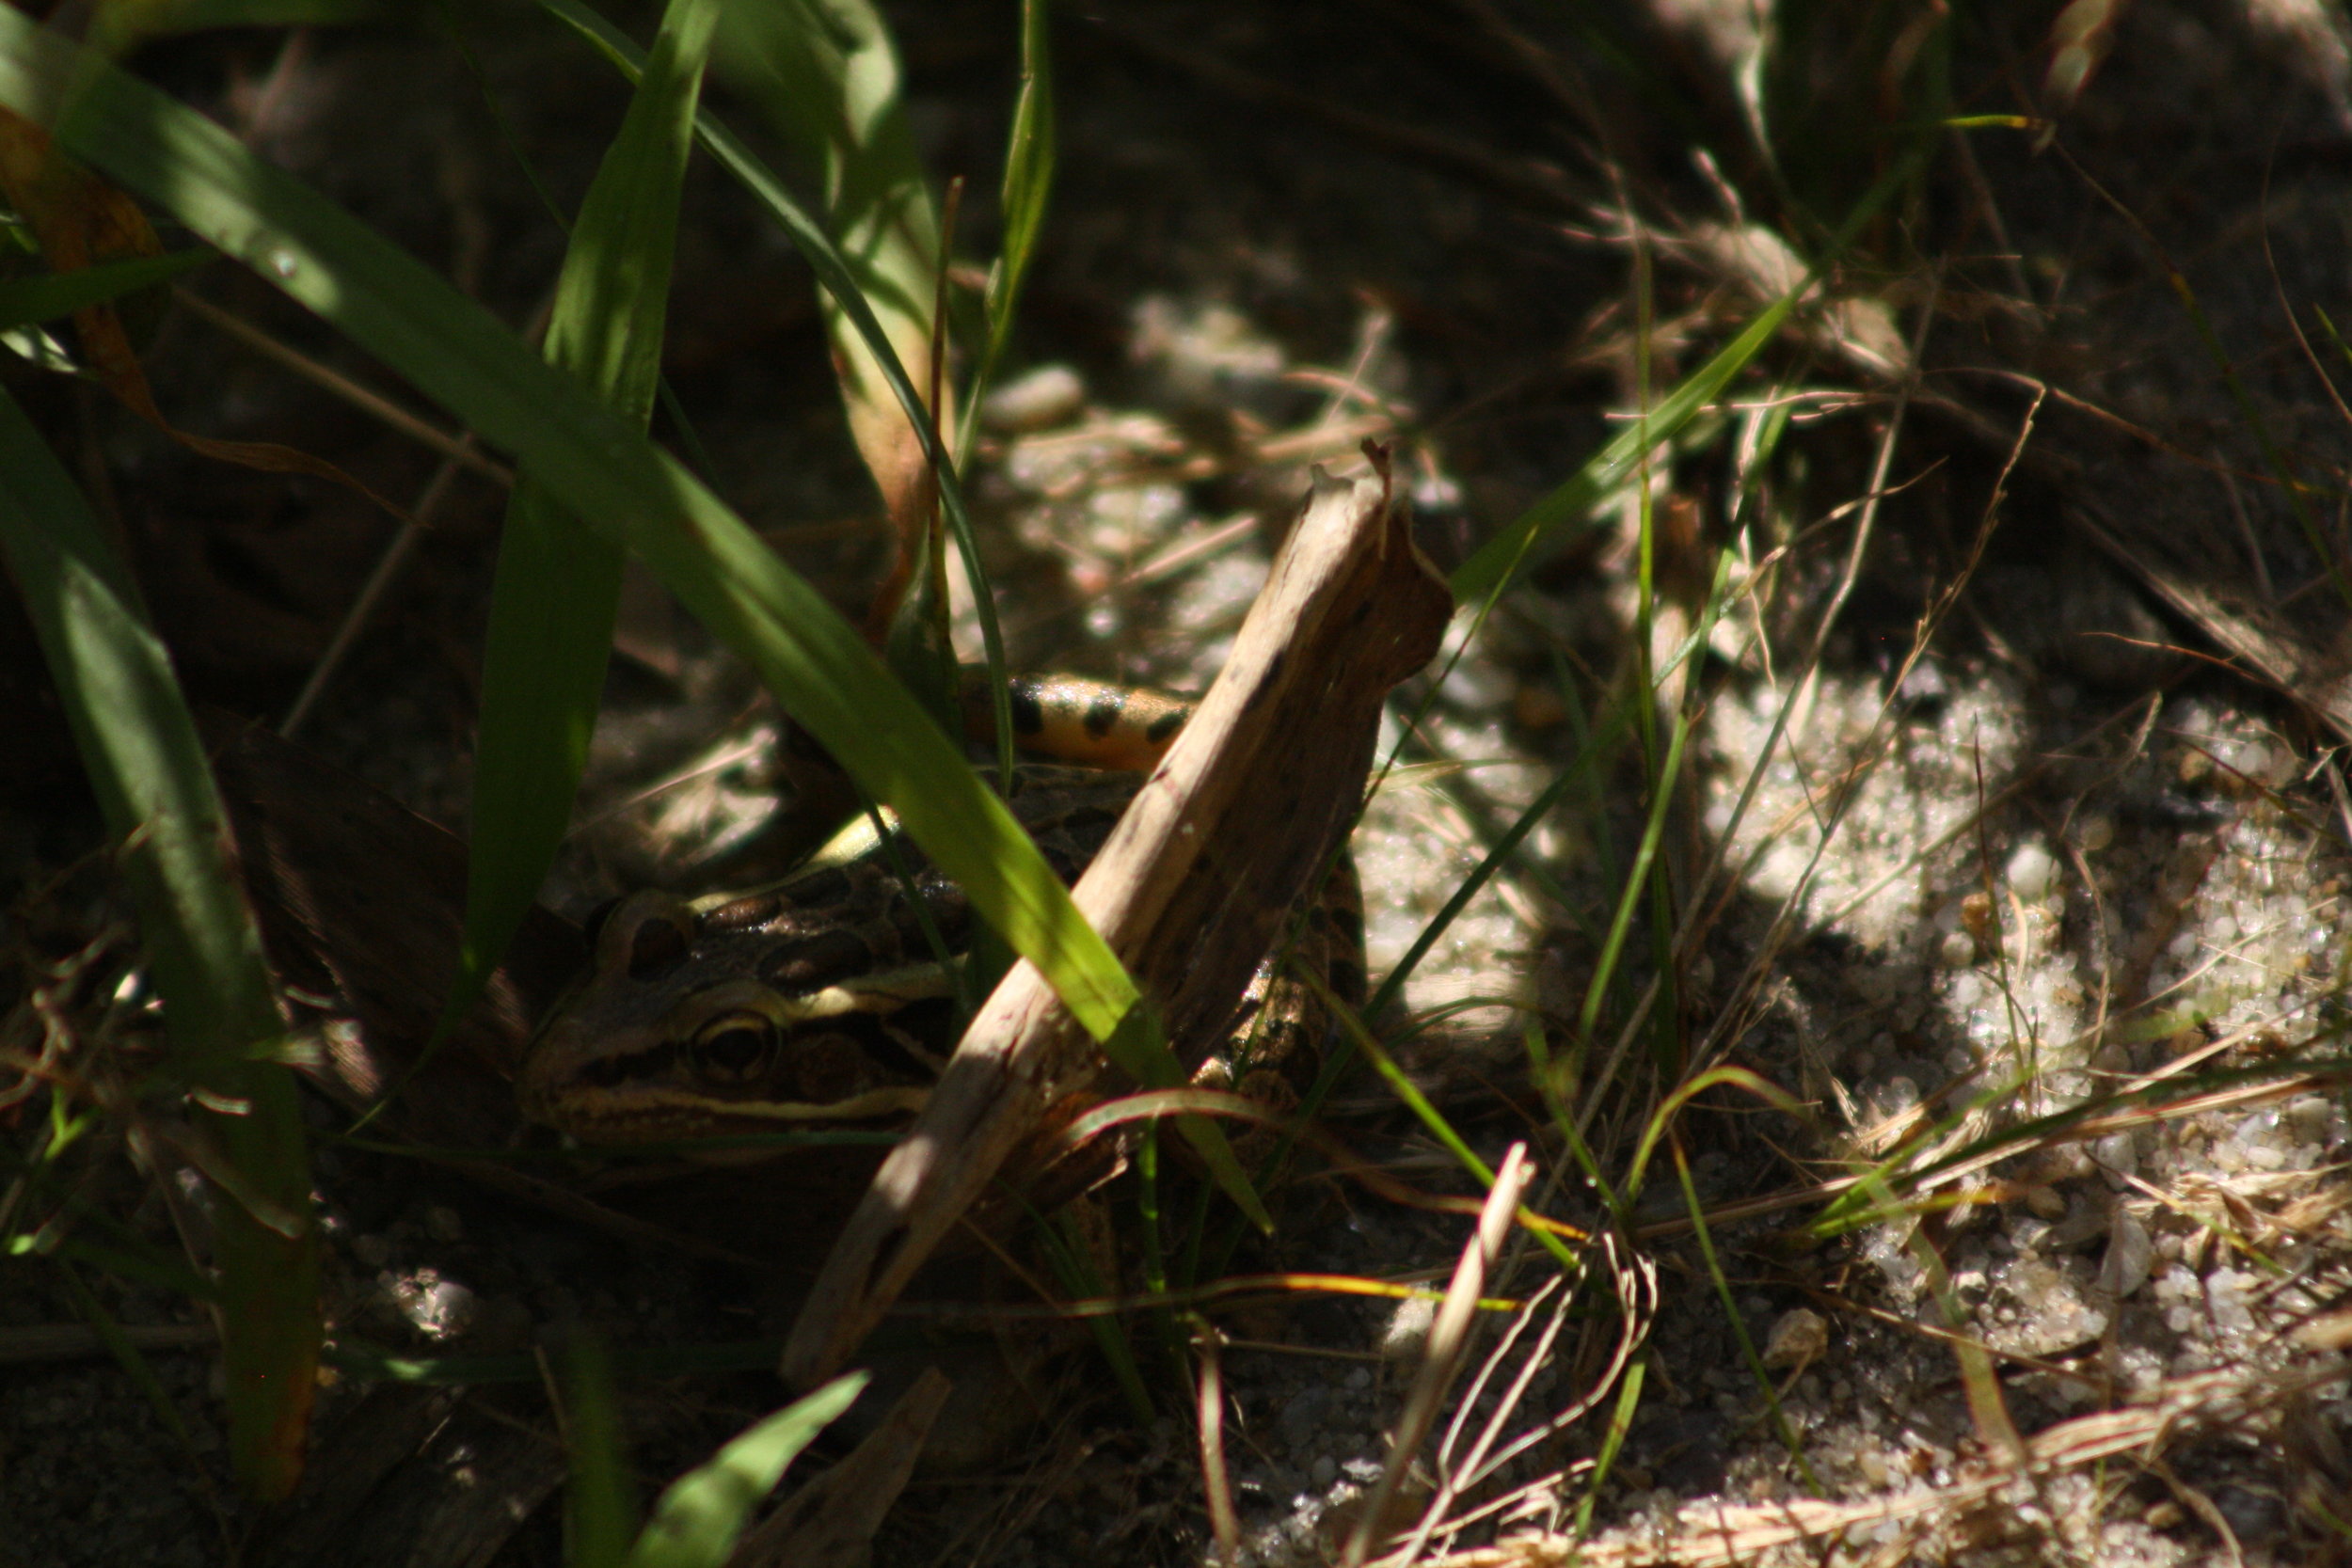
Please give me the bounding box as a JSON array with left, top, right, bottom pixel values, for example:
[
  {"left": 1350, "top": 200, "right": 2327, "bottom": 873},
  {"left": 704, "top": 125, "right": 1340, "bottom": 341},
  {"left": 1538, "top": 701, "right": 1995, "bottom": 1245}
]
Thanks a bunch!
[{"left": 782, "top": 449, "right": 1451, "bottom": 1387}]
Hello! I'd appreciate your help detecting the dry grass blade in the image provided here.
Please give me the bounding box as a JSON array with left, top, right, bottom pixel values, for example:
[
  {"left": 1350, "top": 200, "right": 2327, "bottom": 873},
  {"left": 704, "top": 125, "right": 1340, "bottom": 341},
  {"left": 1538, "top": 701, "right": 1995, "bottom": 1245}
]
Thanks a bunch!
[
  {"left": 1430, "top": 1366, "right": 2325, "bottom": 1567},
  {"left": 278, "top": 438, "right": 480, "bottom": 739},
  {"left": 167, "top": 287, "right": 513, "bottom": 484},
  {"left": 1416, "top": 1281, "right": 1576, "bottom": 1553},
  {"left": 783, "top": 454, "right": 1451, "bottom": 1386},
  {"left": 1195, "top": 1324, "right": 1241, "bottom": 1566},
  {"left": 1409, "top": 1235, "right": 1659, "bottom": 1550},
  {"left": 1347, "top": 1142, "right": 1534, "bottom": 1568}
]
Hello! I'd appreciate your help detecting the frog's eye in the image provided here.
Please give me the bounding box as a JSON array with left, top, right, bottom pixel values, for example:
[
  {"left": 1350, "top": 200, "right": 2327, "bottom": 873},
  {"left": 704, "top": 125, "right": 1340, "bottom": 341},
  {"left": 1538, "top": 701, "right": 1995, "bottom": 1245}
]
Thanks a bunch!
[
  {"left": 690, "top": 1012, "right": 780, "bottom": 1085},
  {"left": 628, "top": 914, "right": 691, "bottom": 979}
]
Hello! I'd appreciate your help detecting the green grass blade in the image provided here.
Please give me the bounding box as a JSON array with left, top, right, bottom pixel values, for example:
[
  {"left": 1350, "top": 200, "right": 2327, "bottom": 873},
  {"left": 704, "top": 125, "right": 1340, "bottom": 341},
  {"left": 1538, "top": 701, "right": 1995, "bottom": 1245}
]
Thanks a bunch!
[
  {"left": 1301, "top": 967, "right": 1579, "bottom": 1274},
  {"left": 1449, "top": 136, "right": 1933, "bottom": 604},
  {"left": 44, "top": 1209, "right": 221, "bottom": 1300},
  {"left": 0, "top": 381, "right": 318, "bottom": 1499},
  {"left": 626, "top": 1372, "right": 867, "bottom": 1568},
  {"left": 1616, "top": 1064, "right": 1806, "bottom": 1212},
  {"left": 1448, "top": 302, "right": 1794, "bottom": 605},
  {"left": 704, "top": 0, "right": 1023, "bottom": 770},
  {"left": 2163, "top": 269, "right": 2352, "bottom": 615},
  {"left": 946, "top": 0, "right": 1056, "bottom": 782},
  {"left": 1366, "top": 768, "right": 1579, "bottom": 1027},
  {"left": 1570, "top": 1357, "right": 1645, "bottom": 1535},
  {"left": 448, "top": 0, "right": 718, "bottom": 1040},
  {"left": 711, "top": 0, "right": 944, "bottom": 474},
  {"left": 0, "top": 245, "right": 212, "bottom": 327},
  {"left": 1673, "top": 1139, "right": 1816, "bottom": 1483},
  {"left": 1034, "top": 1205, "right": 1153, "bottom": 1423},
  {"left": 0, "top": 9, "right": 1239, "bottom": 1176},
  {"left": 563, "top": 1334, "right": 636, "bottom": 1568},
  {"left": 540, "top": 0, "right": 1020, "bottom": 772},
  {"left": 958, "top": 0, "right": 1055, "bottom": 458},
  {"left": 326, "top": 1333, "right": 794, "bottom": 1385}
]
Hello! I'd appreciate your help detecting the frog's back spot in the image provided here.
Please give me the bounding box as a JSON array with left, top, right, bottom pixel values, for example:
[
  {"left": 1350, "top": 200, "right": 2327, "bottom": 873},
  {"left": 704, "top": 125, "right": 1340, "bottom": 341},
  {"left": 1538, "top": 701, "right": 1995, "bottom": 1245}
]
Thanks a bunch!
[
  {"left": 760, "top": 927, "right": 875, "bottom": 991},
  {"left": 777, "top": 865, "right": 852, "bottom": 911},
  {"left": 702, "top": 893, "right": 782, "bottom": 931}
]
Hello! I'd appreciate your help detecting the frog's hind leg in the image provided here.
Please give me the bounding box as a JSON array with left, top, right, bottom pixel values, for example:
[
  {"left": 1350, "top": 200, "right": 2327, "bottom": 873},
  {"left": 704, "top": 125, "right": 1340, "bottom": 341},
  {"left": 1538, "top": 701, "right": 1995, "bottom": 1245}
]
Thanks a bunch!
[
  {"left": 959, "top": 667, "right": 1195, "bottom": 772},
  {"left": 1199, "top": 855, "right": 1366, "bottom": 1167}
]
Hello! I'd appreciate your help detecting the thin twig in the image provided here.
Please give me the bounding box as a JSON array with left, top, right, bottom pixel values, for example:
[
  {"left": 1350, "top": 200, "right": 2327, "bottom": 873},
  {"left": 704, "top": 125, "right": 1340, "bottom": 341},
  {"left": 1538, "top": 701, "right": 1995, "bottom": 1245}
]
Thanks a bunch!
[
  {"left": 279, "top": 444, "right": 473, "bottom": 738},
  {"left": 170, "top": 288, "right": 512, "bottom": 485}
]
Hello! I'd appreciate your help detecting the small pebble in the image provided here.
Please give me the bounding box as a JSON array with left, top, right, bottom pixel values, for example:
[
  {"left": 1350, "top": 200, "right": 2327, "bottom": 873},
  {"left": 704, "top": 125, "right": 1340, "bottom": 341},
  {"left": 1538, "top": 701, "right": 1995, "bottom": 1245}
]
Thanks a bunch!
[
  {"left": 2099, "top": 1212, "right": 2153, "bottom": 1299},
  {"left": 2005, "top": 842, "right": 2058, "bottom": 901},
  {"left": 1380, "top": 1296, "right": 1435, "bottom": 1365},
  {"left": 393, "top": 1273, "right": 478, "bottom": 1339},
  {"left": 2090, "top": 1132, "right": 2137, "bottom": 1184},
  {"left": 980, "top": 364, "right": 1087, "bottom": 433},
  {"left": 1762, "top": 1307, "right": 1829, "bottom": 1370},
  {"left": 2204, "top": 1271, "right": 2256, "bottom": 1333}
]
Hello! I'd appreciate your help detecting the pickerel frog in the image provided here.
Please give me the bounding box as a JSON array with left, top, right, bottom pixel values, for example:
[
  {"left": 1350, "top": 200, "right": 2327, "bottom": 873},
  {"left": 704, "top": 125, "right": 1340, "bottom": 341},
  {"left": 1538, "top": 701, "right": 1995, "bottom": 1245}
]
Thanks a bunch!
[{"left": 516, "top": 674, "right": 1363, "bottom": 1154}]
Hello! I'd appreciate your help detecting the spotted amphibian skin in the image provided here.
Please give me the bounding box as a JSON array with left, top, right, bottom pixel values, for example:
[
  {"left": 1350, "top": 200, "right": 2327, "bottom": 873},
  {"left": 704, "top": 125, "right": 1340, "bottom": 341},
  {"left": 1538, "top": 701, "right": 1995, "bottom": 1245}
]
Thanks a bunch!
[
  {"left": 522, "top": 673, "right": 1365, "bottom": 1153},
  {"left": 960, "top": 667, "right": 1194, "bottom": 773},
  {"left": 520, "top": 768, "right": 1137, "bottom": 1146}
]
